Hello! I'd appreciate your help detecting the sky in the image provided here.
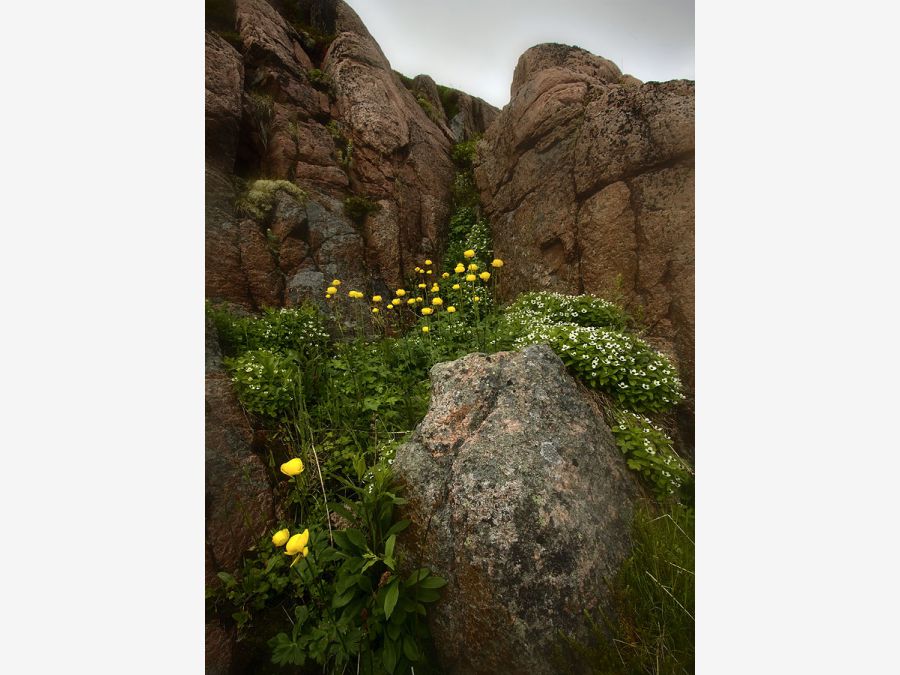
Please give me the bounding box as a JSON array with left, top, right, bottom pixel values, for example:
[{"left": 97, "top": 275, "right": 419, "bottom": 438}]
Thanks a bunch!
[{"left": 348, "top": 0, "right": 694, "bottom": 108}]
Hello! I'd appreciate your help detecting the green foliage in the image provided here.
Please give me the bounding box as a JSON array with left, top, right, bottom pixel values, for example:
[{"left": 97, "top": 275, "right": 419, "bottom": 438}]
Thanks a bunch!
[
  {"left": 344, "top": 196, "right": 381, "bottom": 223},
  {"left": 496, "top": 292, "right": 684, "bottom": 413},
  {"left": 435, "top": 84, "right": 461, "bottom": 121},
  {"left": 213, "top": 456, "right": 446, "bottom": 674},
  {"left": 609, "top": 409, "right": 693, "bottom": 501},
  {"left": 223, "top": 349, "right": 307, "bottom": 421},
  {"left": 450, "top": 138, "right": 478, "bottom": 168},
  {"left": 559, "top": 504, "right": 694, "bottom": 674},
  {"left": 209, "top": 304, "right": 328, "bottom": 356},
  {"left": 416, "top": 95, "right": 443, "bottom": 124},
  {"left": 327, "top": 120, "right": 353, "bottom": 168},
  {"left": 246, "top": 92, "right": 275, "bottom": 152},
  {"left": 235, "top": 179, "right": 305, "bottom": 220},
  {"left": 307, "top": 68, "right": 332, "bottom": 93}
]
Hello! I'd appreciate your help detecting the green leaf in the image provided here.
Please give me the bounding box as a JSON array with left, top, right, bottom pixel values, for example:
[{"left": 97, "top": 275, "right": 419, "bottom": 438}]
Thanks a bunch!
[
  {"left": 384, "top": 580, "right": 400, "bottom": 619},
  {"left": 345, "top": 528, "right": 368, "bottom": 551},
  {"left": 418, "top": 575, "right": 447, "bottom": 590},
  {"left": 403, "top": 634, "right": 420, "bottom": 662},
  {"left": 384, "top": 534, "right": 396, "bottom": 560},
  {"left": 382, "top": 638, "right": 398, "bottom": 673}
]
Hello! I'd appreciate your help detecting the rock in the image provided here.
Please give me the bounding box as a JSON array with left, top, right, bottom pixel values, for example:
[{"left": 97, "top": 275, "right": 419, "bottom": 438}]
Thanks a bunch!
[
  {"left": 475, "top": 43, "right": 695, "bottom": 435},
  {"left": 205, "top": 321, "right": 276, "bottom": 582},
  {"left": 208, "top": 0, "right": 491, "bottom": 307},
  {"left": 393, "top": 345, "right": 641, "bottom": 675},
  {"left": 448, "top": 90, "right": 499, "bottom": 142}
]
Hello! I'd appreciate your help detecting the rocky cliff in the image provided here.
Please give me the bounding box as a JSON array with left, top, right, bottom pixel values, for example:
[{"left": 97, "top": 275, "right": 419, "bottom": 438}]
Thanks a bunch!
[
  {"left": 206, "top": 0, "right": 498, "bottom": 311},
  {"left": 474, "top": 44, "right": 695, "bottom": 436}
]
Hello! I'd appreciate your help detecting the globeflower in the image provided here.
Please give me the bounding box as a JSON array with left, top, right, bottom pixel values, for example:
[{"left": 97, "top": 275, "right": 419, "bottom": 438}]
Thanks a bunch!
[
  {"left": 426, "top": 270, "right": 433, "bottom": 275},
  {"left": 326, "top": 286, "right": 337, "bottom": 295},
  {"left": 441, "top": 272, "right": 450, "bottom": 279},
  {"left": 272, "top": 528, "right": 290, "bottom": 547},
  {"left": 425, "top": 259, "right": 432, "bottom": 265},
  {"left": 392, "top": 298, "right": 402, "bottom": 306},
  {"left": 468, "top": 263, "right": 478, "bottom": 271},
  {"left": 464, "top": 249, "right": 475, "bottom": 259},
  {"left": 372, "top": 295, "right": 382, "bottom": 302},
  {"left": 491, "top": 259, "right": 503, "bottom": 268},
  {"left": 422, "top": 326, "right": 430, "bottom": 333},
  {"left": 415, "top": 296, "right": 423, "bottom": 303},
  {"left": 421, "top": 307, "right": 433, "bottom": 315},
  {"left": 430, "top": 284, "right": 440, "bottom": 292},
  {"left": 396, "top": 289, "right": 406, "bottom": 297},
  {"left": 447, "top": 306, "right": 456, "bottom": 313},
  {"left": 332, "top": 279, "right": 342, "bottom": 286},
  {"left": 280, "top": 458, "right": 304, "bottom": 476},
  {"left": 479, "top": 272, "right": 491, "bottom": 281},
  {"left": 348, "top": 290, "right": 364, "bottom": 299},
  {"left": 407, "top": 298, "right": 416, "bottom": 305},
  {"left": 454, "top": 263, "right": 465, "bottom": 274},
  {"left": 372, "top": 307, "right": 379, "bottom": 314},
  {"left": 473, "top": 296, "right": 481, "bottom": 302},
  {"left": 418, "top": 283, "right": 426, "bottom": 289},
  {"left": 466, "top": 274, "right": 476, "bottom": 282},
  {"left": 452, "top": 283, "right": 460, "bottom": 290},
  {"left": 432, "top": 297, "right": 443, "bottom": 306}
]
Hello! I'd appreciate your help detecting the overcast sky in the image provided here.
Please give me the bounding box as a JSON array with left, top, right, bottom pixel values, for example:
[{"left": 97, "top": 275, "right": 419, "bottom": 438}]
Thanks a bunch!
[{"left": 348, "top": 0, "right": 694, "bottom": 108}]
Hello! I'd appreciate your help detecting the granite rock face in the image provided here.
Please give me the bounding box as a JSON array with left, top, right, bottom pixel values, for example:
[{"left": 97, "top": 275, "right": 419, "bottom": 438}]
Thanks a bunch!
[
  {"left": 393, "top": 345, "right": 641, "bottom": 674},
  {"left": 206, "top": 0, "right": 495, "bottom": 310},
  {"left": 475, "top": 44, "right": 695, "bottom": 427}
]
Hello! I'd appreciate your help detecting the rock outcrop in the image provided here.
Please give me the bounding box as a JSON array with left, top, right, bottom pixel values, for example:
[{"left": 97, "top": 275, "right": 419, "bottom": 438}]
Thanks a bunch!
[
  {"left": 206, "top": 0, "right": 496, "bottom": 312},
  {"left": 475, "top": 44, "right": 695, "bottom": 429},
  {"left": 393, "top": 345, "right": 642, "bottom": 675},
  {"left": 205, "top": 319, "right": 276, "bottom": 672}
]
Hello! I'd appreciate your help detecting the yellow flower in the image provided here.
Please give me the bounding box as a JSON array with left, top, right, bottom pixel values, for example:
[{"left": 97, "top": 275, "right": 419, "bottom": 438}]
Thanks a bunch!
[
  {"left": 326, "top": 286, "right": 337, "bottom": 295},
  {"left": 430, "top": 284, "right": 440, "bottom": 292},
  {"left": 454, "top": 263, "right": 465, "bottom": 274},
  {"left": 432, "top": 297, "right": 443, "bottom": 306},
  {"left": 425, "top": 259, "right": 432, "bottom": 265},
  {"left": 285, "top": 529, "right": 310, "bottom": 556},
  {"left": 466, "top": 274, "right": 476, "bottom": 282},
  {"left": 464, "top": 249, "right": 475, "bottom": 259},
  {"left": 479, "top": 272, "right": 491, "bottom": 281},
  {"left": 372, "top": 295, "right": 382, "bottom": 302},
  {"left": 418, "top": 283, "right": 426, "bottom": 289},
  {"left": 392, "top": 298, "right": 402, "bottom": 306},
  {"left": 422, "top": 326, "right": 430, "bottom": 333},
  {"left": 407, "top": 298, "right": 416, "bottom": 305},
  {"left": 414, "top": 267, "right": 422, "bottom": 273},
  {"left": 396, "top": 289, "right": 406, "bottom": 297},
  {"left": 452, "top": 283, "right": 460, "bottom": 290},
  {"left": 386, "top": 304, "right": 393, "bottom": 310},
  {"left": 280, "top": 458, "right": 304, "bottom": 476},
  {"left": 332, "top": 279, "right": 342, "bottom": 286},
  {"left": 473, "top": 295, "right": 481, "bottom": 302},
  {"left": 349, "top": 290, "right": 364, "bottom": 299},
  {"left": 441, "top": 272, "right": 450, "bottom": 279},
  {"left": 416, "top": 296, "right": 423, "bottom": 303},
  {"left": 372, "top": 307, "right": 379, "bottom": 314},
  {"left": 447, "top": 306, "right": 456, "bottom": 313},
  {"left": 272, "top": 528, "right": 290, "bottom": 547},
  {"left": 421, "top": 307, "right": 433, "bottom": 315},
  {"left": 468, "top": 263, "right": 478, "bottom": 271},
  {"left": 491, "top": 259, "right": 504, "bottom": 268},
  {"left": 426, "top": 270, "right": 433, "bottom": 275},
  {"left": 325, "top": 293, "right": 332, "bottom": 299}
]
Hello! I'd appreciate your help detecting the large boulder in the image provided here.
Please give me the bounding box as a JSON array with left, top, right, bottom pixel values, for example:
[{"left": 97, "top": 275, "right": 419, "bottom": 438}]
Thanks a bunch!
[
  {"left": 475, "top": 43, "right": 695, "bottom": 433},
  {"left": 393, "top": 344, "right": 641, "bottom": 675}
]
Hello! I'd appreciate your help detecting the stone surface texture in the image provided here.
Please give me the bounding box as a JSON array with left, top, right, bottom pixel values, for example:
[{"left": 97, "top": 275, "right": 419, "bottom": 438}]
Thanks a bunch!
[
  {"left": 393, "top": 345, "right": 641, "bottom": 675},
  {"left": 206, "top": 0, "right": 496, "bottom": 311},
  {"left": 474, "top": 43, "right": 695, "bottom": 419}
]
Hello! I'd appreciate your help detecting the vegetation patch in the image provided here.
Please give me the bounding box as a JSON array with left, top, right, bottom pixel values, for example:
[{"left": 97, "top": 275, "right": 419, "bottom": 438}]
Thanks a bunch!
[
  {"left": 235, "top": 179, "right": 305, "bottom": 220},
  {"left": 343, "top": 195, "right": 380, "bottom": 223}
]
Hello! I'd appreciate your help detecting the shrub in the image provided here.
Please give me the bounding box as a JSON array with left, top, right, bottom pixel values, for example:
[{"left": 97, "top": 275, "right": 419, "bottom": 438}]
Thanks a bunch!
[
  {"left": 497, "top": 292, "right": 684, "bottom": 413},
  {"left": 307, "top": 68, "right": 331, "bottom": 92},
  {"left": 559, "top": 503, "right": 694, "bottom": 674},
  {"left": 224, "top": 349, "right": 304, "bottom": 421},
  {"left": 246, "top": 92, "right": 275, "bottom": 152},
  {"left": 235, "top": 179, "right": 305, "bottom": 220},
  {"left": 450, "top": 138, "right": 478, "bottom": 168},
  {"left": 436, "top": 84, "right": 461, "bottom": 121},
  {"left": 208, "top": 304, "right": 328, "bottom": 356},
  {"left": 344, "top": 196, "right": 380, "bottom": 223},
  {"left": 609, "top": 409, "right": 693, "bottom": 501}
]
